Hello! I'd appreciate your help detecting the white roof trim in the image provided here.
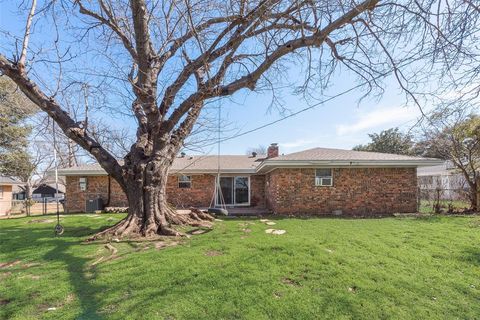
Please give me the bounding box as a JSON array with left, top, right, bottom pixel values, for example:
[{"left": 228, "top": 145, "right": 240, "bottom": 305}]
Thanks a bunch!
[
  {"left": 57, "top": 169, "right": 108, "bottom": 176},
  {"left": 170, "top": 169, "right": 257, "bottom": 174},
  {"left": 57, "top": 168, "right": 257, "bottom": 176}
]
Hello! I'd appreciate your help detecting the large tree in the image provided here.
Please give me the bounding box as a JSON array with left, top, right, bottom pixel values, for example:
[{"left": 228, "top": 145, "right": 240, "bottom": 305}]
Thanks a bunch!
[
  {"left": 353, "top": 128, "right": 415, "bottom": 155},
  {"left": 0, "top": 0, "right": 478, "bottom": 238}
]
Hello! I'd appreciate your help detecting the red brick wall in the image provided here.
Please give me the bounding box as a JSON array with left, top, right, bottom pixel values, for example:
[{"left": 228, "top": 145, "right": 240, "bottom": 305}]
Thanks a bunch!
[
  {"left": 65, "top": 174, "right": 266, "bottom": 212},
  {"left": 167, "top": 174, "right": 266, "bottom": 208},
  {"left": 265, "top": 167, "right": 417, "bottom": 215},
  {"left": 250, "top": 175, "right": 266, "bottom": 208},
  {"left": 65, "top": 176, "right": 128, "bottom": 212},
  {"left": 166, "top": 174, "right": 215, "bottom": 208}
]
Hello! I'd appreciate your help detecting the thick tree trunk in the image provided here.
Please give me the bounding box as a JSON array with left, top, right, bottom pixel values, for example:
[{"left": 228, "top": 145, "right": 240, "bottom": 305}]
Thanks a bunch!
[
  {"left": 471, "top": 180, "right": 478, "bottom": 212},
  {"left": 91, "top": 158, "right": 214, "bottom": 240},
  {"left": 24, "top": 183, "right": 32, "bottom": 217}
]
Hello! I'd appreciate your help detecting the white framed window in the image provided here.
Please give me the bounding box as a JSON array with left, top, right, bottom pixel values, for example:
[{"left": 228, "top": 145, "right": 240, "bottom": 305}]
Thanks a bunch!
[
  {"left": 0, "top": 186, "right": 3, "bottom": 199},
  {"left": 315, "top": 169, "right": 333, "bottom": 186},
  {"left": 178, "top": 175, "right": 192, "bottom": 188},
  {"left": 79, "top": 177, "right": 87, "bottom": 191}
]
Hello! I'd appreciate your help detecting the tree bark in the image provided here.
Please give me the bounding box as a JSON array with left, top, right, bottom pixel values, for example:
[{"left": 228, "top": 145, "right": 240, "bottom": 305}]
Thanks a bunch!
[
  {"left": 91, "top": 155, "right": 214, "bottom": 240},
  {"left": 471, "top": 179, "right": 478, "bottom": 212},
  {"left": 474, "top": 177, "right": 480, "bottom": 211},
  {"left": 24, "top": 183, "right": 32, "bottom": 217}
]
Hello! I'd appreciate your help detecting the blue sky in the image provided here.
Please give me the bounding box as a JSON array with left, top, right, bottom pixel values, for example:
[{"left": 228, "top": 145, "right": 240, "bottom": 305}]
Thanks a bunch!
[
  {"left": 216, "top": 78, "right": 424, "bottom": 155},
  {"left": 0, "top": 1, "right": 429, "bottom": 157}
]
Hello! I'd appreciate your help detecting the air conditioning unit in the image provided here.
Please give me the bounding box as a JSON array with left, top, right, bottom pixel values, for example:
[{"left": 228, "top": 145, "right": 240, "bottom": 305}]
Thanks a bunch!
[{"left": 86, "top": 198, "right": 104, "bottom": 212}]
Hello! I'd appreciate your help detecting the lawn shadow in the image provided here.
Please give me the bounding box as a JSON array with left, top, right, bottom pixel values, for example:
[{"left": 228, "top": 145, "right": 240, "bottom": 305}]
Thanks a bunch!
[
  {"left": 1, "top": 224, "right": 113, "bottom": 319},
  {"left": 461, "top": 246, "right": 480, "bottom": 266}
]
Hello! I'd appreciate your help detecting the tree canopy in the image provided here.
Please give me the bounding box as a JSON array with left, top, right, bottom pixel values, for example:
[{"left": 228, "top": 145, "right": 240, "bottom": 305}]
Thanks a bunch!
[
  {"left": 0, "top": 77, "right": 36, "bottom": 178},
  {"left": 353, "top": 128, "right": 416, "bottom": 155}
]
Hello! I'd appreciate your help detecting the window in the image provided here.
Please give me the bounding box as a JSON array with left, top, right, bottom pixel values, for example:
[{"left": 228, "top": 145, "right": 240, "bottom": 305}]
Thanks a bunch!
[
  {"left": 79, "top": 177, "right": 87, "bottom": 191},
  {"left": 0, "top": 186, "right": 3, "bottom": 199},
  {"left": 315, "top": 169, "right": 333, "bottom": 186},
  {"left": 178, "top": 175, "right": 192, "bottom": 188}
]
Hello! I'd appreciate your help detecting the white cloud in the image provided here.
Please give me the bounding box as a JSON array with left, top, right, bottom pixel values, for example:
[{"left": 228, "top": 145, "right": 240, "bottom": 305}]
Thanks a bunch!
[
  {"left": 279, "top": 138, "right": 323, "bottom": 152},
  {"left": 336, "top": 106, "right": 421, "bottom": 136},
  {"left": 281, "top": 139, "right": 315, "bottom": 148}
]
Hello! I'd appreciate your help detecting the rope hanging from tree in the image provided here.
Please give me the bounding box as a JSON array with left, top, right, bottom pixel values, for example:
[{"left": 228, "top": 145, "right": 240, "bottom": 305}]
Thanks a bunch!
[
  {"left": 52, "top": 121, "right": 64, "bottom": 236},
  {"left": 207, "top": 103, "right": 228, "bottom": 216}
]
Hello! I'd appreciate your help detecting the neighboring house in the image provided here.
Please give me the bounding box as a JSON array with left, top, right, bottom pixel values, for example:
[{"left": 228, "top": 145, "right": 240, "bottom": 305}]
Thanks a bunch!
[
  {"left": 417, "top": 161, "right": 469, "bottom": 200},
  {"left": 0, "top": 176, "right": 23, "bottom": 216},
  {"left": 32, "top": 184, "right": 65, "bottom": 199},
  {"left": 57, "top": 144, "right": 442, "bottom": 215},
  {"left": 14, "top": 182, "right": 65, "bottom": 201}
]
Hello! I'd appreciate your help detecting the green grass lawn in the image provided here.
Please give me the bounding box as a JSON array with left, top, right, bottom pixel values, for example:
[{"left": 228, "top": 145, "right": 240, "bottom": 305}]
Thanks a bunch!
[{"left": 1, "top": 214, "right": 480, "bottom": 320}]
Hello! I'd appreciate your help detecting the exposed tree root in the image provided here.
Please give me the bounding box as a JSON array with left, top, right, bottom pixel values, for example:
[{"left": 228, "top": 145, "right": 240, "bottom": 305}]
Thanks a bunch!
[{"left": 88, "top": 207, "right": 214, "bottom": 241}]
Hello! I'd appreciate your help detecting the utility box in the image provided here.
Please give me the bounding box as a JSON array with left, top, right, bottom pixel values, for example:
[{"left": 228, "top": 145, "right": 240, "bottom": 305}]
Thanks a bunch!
[{"left": 86, "top": 198, "right": 104, "bottom": 212}]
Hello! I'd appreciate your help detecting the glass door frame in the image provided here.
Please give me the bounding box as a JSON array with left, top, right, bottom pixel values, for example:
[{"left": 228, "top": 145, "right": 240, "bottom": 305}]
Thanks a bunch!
[{"left": 215, "top": 175, "right": 251, "bottom": 207}]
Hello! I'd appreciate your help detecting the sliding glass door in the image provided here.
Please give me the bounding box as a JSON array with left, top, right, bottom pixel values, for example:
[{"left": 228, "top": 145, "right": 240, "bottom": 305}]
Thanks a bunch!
[{"left": 216, "top": 176, "right": 250, "bottom": 206}]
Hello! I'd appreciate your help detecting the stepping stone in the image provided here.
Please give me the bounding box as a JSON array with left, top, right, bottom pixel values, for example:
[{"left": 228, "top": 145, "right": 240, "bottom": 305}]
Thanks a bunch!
[
  {"left": 260, "top": 219, "right": 269, "bottom": 222},
  {"left": 265, "top": 229, "right": 275, "bottom": 234},
  {"left": 205, "top": 250, "right": 223, "bottom": 256},
  {"left": 272, "top": 230, "right": 286, "bottom": 235},
  {"left": 265, "top": 221, "right": 276, "bottom": 226}
]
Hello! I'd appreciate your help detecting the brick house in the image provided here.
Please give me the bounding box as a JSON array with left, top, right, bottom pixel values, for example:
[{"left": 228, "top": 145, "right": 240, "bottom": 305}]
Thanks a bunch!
[{"left": 58, "top": 144, "right": 442, "bottom": 215}]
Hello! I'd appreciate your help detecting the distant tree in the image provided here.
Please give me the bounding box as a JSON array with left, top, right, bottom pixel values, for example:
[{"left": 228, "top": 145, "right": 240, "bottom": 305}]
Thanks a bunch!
[
  {"left": 353, "top": 128, "right": 415, "bottom": 155},
  {"left": 419, "top": 110, "right": 480, "bottom": 211},
  {"left": 246, "top": 145, "right": 267, "bottom": 156},
  {"left": 0, "top": 77, "right": 36, "bottom": 178}
]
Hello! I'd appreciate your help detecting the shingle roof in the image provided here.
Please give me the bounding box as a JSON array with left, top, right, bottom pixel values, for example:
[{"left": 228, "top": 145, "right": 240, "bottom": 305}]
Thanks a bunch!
[
  {"left": 273, "top": 147, "right": 436, "bottom": 161},
  {"left": 171, "top": 155, "right": 265, "bottom": 173},
  {"left": 0, "top": 176, "right": 23, "bottom": 185},
  {"left": 56, "top": 147, "right": 443, "bottom": 176},
  {"left": 57, "top": 155, "right": 265, "bottom": 175}
]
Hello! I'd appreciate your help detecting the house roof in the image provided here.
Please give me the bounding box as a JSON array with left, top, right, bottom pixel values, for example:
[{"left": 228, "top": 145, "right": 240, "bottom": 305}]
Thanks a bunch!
[
  {"left": 56, "top": 155, "right": 266, "bottom": 176},
  {"left": 0, "top": 176, "right": 23, "bottom": 185},
  {"left": 56, "top": 147, "right": 443, "bottom": 176},
  {"left": 33, "top": 184, "right": 65, "bottom": 194},
  {"left": 256, "top": 147, "right": 443, "bottom": 173},
  {"left": 171, "top": 155, "right": 265, "bottom": 173},
  {"left": 274, "top": 147, "right": 434, "bottom": 161}
]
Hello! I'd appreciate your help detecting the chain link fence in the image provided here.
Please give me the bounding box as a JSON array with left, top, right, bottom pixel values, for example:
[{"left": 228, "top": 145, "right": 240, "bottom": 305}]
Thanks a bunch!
[
  {"left": 1, "top": 198, "right": 64, "bottom": 217},
  {"left": 418, "top": 188, "right": 471, "bottom": 213},
  {"left": 418, "top": 175, "right": 472, "bottom": 213}
]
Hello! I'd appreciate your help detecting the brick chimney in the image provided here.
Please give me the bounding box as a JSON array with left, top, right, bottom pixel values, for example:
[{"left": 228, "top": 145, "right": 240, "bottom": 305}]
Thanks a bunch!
[{"left": 267, "top": 143, "right": 279, "bottom": 158}]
